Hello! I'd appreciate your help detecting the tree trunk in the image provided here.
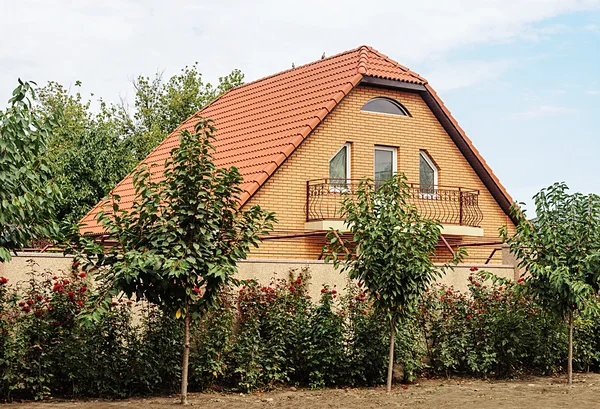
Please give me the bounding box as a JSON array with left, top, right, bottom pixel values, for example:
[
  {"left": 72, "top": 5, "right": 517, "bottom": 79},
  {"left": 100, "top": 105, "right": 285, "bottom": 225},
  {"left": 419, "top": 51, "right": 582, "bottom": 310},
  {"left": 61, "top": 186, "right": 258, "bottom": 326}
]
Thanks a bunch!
[
  {"left": 568, "top": 310, "right": 574, "bottom": 386},
  {"left": 387, "top": 318, "right": 396, "bottom": 393},
  {"left": 181, "top": 305, "right": 191, "bottom": 404}
]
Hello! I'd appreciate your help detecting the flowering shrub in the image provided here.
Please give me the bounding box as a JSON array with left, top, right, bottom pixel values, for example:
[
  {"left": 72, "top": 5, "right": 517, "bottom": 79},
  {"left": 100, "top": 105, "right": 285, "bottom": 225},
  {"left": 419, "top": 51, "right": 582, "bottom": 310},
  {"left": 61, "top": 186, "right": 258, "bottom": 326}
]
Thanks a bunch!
[
  {"left": 420, "top": 270, "right": 568, "bottom": 377},
  {"left": 3, "top": 264, "right": 600, "bottom": 400}
]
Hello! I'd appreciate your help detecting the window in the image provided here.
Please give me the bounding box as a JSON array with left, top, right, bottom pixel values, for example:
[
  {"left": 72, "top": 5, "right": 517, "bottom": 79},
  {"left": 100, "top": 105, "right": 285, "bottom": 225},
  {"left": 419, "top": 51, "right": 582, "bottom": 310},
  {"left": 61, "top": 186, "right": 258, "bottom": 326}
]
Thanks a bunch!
[
  {"left": 329, "top": 144, "right": 350, "bottom": 190},
  {"left": 374, "top": 146, "right": 397, "bottom": 185},
  {"left": 419, "top": 151, "right": 438, "bottom": 196},
  {"left": 361, "top": 97, "right": 410, "bottom": 116}
]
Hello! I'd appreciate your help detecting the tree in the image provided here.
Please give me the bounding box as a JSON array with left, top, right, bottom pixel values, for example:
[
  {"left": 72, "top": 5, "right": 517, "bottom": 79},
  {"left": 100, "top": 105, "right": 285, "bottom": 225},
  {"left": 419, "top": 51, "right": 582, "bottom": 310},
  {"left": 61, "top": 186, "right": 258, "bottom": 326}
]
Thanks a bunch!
[
  {"left": 0, "top": 80, "right": 61, "bottom": 262},
  {"left": 324, "top": 175, "right": 463, "bottom": 392},
  {"left": 36, "top": 65, "right": 244, "bottom": 225},
  {"left": 87, "top": 118, "right": 275, "bottom": 404},
  {"left": 122, "top": 64, "right": 244, "bottom": 160},
  {"left": 38, "top": 82, "right": 136, "bottom": 225},
  {"left": 501, "top": 182, "right": 600, "bottom": 385}
]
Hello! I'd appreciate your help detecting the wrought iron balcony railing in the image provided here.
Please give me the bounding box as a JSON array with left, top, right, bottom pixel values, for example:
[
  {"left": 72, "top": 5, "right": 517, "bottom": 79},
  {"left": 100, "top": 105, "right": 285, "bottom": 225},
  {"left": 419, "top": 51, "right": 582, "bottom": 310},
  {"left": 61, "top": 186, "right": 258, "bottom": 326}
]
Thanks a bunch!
[{"left": 306, "top": 179, "right": 483, "bottom": 227}]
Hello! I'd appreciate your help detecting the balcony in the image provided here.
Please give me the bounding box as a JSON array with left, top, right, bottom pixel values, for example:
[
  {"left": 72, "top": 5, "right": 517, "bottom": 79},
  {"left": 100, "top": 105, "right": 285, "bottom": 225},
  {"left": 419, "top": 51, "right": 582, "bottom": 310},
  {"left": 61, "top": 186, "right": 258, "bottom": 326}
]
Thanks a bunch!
[{"left": 305, "top": 179, "right": 484, "bottom": 236}]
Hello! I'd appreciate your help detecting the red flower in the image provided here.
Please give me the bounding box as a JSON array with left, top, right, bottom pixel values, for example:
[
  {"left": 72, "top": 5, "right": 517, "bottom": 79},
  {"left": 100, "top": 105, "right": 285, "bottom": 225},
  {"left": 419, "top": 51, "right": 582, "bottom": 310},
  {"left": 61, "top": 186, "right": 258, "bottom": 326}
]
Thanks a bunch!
[
  {"left": 75, "top": 309, "right": 81, "bottom": 314},
  {"left": 72, "top": 261, "right": 79, "bottom": 269},
  {"left": 289, "top": 286, "right": 296, "bottom": 292},
  {"left": 78, "top": 272, "right": 87, "bottom": 278},
  {"left": 192, "top": 287, "right": 201, "bottom": 294},
  {"left": 111, "top": 301, "right": 118, "bottom": 306},
  {"left": 35, "top": 310, "right": 43, "bottom": 317},
  {"left": 63, "top": 279, "right": 70, "bottom": 285},
  {"left": 35, "top": 294, "right": 43, "bottom": 300},
  {"left": 517, "top": 277, "right": 525, "bottom": 283},
  {"left": 466, "top": 314, "right": 472, "bottom": 319},
  {"left": 26, "top": 299, "right": 34, "bottom": 305},
  {"left": 321, "top": 288, "right": 327, "bottom": 293},
  {"left": 330, "top": 289, "right": 337, "bottom": 295},
  {"left": 18, "top": 301, "right": 26, "bottom": 307},
  {"left": 126, "top": 301, "right": 133, "bottom": 306},
  {"left": 53, "top": 275, "right": 58, "bottom": 280},
  {"left": 402, "top": 385, "right": 409, "bottom": 390},
  {"left": 363, "top": 310, "right": 368, "bottom": 315},
  {"left": 68, "top": 291, "right": 75, "bottom": 297},
  {"left": 53, "top": 283, "right": 64, "bottom": 293},
  {"left": 357, "top": 282, "right": 363, "bottom": 288},
  {"left": 0, "top": 277, "right": 7, "bottom": 285},
  {"left": 498, "top": 286, "right": 503, "bottom": 291},
  {"left": 80, "top": 286, "right": 87, "bottom": 293},
  {"left": 470, "top": 266, "right": 479, "bottom": 272},
  {"left": 474, "top": 282, "right": 481, "bottom": 287},
  {"left": 76, "top": 300, "right": 84, "bottom": 306},
  {"left": 22, "top": 306, "right": 31, "bottom": 313},
  {"left": 295, "top": 279, "right": 302, "bottom": 285},
  {"left": 54, "top": 321, "right": 61, "bottom": 326}
]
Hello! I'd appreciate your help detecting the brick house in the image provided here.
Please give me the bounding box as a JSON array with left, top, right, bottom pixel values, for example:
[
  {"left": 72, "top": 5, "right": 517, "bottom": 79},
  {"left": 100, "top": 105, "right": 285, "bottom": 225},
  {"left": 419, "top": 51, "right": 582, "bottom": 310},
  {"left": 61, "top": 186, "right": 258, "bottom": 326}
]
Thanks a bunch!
[{"left": 80, "top": 46, "right": 516, "bottom": 266}]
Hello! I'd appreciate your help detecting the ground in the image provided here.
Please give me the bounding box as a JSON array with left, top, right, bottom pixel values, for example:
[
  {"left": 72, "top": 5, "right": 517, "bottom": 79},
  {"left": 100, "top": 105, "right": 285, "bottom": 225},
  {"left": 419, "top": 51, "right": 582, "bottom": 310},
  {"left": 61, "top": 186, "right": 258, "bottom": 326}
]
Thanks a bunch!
[{"left": 6, "top": 373, "right": 600, "bottom": 408}]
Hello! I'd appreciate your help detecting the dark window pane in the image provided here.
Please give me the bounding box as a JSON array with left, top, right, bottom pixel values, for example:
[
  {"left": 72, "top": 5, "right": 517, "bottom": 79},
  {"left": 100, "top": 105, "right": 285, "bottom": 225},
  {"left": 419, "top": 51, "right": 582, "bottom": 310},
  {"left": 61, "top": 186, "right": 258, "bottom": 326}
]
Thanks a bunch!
[
  {"left": 420, "top": 153, "right": 436, "bottom": 194},
  {"left": 330, "top": 146, "right": 347, "bottom": 187},
  {"left": 375, "top": 149, "right": 394, "bottom": 182},
  {"left": 361, "top": 98, "right": 408, "bottom": 116}
]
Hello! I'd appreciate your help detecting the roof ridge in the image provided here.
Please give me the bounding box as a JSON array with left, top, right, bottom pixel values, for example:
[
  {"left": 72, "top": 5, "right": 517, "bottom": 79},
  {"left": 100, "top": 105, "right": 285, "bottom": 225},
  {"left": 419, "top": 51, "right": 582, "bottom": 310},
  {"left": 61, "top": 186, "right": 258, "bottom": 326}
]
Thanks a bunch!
[
  {"left": 222, "top": 46, "right": 364, "bottom": 94},
  {"left": 364, "top": 46, "right": 428, "bottom": 83},
  {"left": 356, "top": 45, "right": 369, "bottom": 74}
]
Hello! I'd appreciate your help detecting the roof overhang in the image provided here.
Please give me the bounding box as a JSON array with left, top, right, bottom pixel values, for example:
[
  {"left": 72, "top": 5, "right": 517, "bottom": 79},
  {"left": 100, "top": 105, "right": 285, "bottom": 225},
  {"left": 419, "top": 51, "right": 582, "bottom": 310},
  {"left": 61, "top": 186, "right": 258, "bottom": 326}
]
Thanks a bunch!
[{"left": 358, "top": 76, "right": 517, "bottom": 225}]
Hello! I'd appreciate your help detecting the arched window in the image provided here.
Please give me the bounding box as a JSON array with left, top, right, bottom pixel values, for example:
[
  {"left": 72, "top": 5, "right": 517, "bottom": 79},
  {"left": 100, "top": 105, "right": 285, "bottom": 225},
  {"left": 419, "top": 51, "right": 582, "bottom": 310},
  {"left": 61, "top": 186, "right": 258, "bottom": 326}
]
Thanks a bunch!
[{"left": 360, "top": 97, "right": 410, "bottom": 116}]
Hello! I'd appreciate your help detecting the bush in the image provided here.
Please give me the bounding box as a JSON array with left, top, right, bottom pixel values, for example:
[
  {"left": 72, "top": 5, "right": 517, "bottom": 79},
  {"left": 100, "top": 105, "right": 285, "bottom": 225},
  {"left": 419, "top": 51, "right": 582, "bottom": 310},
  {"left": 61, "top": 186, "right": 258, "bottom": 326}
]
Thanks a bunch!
[{"left": 3, "top": 264, "right": 600, "bottom": 400}]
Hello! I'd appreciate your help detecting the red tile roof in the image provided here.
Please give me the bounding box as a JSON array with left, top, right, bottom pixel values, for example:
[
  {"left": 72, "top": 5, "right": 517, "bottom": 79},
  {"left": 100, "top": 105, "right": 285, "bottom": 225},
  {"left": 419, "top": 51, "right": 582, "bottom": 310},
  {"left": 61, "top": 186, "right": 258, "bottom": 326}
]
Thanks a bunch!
[{"left": 80, "top": 46, "right": 512, "bottom": 234}]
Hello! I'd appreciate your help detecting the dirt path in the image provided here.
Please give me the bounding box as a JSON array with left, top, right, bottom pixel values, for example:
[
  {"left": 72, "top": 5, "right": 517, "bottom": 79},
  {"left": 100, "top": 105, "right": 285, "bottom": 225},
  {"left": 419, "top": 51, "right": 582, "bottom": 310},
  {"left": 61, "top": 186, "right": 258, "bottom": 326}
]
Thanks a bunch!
[{"left": 6, "top": 373, "right": 600, "bottom": 408}]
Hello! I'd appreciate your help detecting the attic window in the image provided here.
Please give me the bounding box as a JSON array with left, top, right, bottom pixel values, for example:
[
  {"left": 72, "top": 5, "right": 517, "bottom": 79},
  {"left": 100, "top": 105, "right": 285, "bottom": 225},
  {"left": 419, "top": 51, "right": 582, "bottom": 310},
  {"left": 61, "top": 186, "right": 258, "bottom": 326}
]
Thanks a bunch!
[
  {"left": 419, "top": 151, "right": 438, "bottom": 196},
  {"left": 329, "top": 143, "right": 350, "bottom": 190},
  {"left": 361, "top": 97, "right": 410, "bottom": 116}
]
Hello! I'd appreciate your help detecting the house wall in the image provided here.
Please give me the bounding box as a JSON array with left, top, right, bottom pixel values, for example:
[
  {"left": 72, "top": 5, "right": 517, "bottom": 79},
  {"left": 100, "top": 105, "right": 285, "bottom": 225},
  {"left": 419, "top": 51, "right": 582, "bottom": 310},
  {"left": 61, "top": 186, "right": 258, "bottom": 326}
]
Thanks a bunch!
[{"left": 244, "top": 85, "right": 516, "bottom": 262}]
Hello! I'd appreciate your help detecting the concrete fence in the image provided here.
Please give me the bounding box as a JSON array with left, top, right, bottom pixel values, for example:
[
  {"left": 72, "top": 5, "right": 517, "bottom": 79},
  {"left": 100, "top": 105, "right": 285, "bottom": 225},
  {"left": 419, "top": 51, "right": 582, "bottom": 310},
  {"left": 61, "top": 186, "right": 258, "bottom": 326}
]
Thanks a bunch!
[{"left": 0, "top": 245, "right": 521, "bottom": 301}]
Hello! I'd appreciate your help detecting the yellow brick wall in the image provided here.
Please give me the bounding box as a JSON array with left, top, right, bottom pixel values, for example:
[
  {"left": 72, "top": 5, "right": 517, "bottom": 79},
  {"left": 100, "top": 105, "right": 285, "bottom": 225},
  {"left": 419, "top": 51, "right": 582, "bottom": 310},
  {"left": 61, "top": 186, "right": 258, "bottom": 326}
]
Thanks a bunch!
[{"left": 244, "top": 85, "right": 516, "bottom": 263}]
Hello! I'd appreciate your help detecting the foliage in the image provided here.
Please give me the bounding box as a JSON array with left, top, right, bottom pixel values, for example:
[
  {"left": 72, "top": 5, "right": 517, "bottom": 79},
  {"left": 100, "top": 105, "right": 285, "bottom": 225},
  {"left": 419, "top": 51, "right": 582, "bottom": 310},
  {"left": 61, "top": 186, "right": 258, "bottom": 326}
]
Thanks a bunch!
[
  {"left": 421, "top": 269, "right": 567, "bottom": 377},
  {"left": 34, "top": 65, "right": 243, "bottom": 225},
  {"left": 124, "top": 64, "right": 244, "bottom": 158},
  {"left": 0, "top": 81, "right": 61, "bottom": 261},
  {"left": 3, "top": 266, "right": 600, "bottom": 401},
  {"left": 37, "top": 82, "right": 136, "bottom": 225},
  {"left": 86, "top": 118, "right": 274, "bottom": 403},
  {"left": 324, "top": 174, "right": 464, "bottom": 391},
  {"left": 502, "top": 182, "right": 600, "bottom": 383}
]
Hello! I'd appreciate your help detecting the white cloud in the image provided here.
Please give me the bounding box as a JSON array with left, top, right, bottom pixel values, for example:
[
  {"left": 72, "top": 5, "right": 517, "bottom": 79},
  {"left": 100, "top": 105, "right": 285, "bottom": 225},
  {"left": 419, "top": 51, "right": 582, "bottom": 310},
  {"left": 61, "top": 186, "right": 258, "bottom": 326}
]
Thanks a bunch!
[
  {"left": 0, "top": 0, "right": 599, "bottom": 102},
  {"left": 511, "top": 105, "right": 578, "bottom": 119},
  {"left": 423, "top": 59, "right": 516, "bottom": 92},
  {"left": 585, "top": 90, "right": 600, "bottom": 95}
]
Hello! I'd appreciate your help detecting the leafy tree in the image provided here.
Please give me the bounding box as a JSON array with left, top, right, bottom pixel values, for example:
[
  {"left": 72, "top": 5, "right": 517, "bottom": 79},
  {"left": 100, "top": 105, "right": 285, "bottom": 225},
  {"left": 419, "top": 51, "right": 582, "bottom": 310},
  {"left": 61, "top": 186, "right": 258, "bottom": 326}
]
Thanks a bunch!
[
  {"left": 122, "top": 64, "right": 244, "bottom": 160},
  {"left": 502, "top": 182, "right": 600, "bottom": 385},
  {"left": 86, "top": 118, "right": 275, "bottom": 404},
  {"left": 0, "top": 81, "right": 61, "bottom": 261},
  {"left": 38, "top": 82, "right": 136, "bottom": 225},
  {"left": 36, "top": 65, "right": 244, "bottom": 225},
  {"left": 324, "top": 175, "right": 463, "bottom": 392}
]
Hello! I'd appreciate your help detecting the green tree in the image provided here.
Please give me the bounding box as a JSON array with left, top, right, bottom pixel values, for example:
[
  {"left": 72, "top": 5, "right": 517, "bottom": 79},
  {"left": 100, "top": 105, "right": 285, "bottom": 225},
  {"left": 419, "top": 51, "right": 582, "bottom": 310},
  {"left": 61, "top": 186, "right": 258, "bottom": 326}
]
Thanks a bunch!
[
  {"left": 87, "top": 118, "right": 275, "bottom": 404},
  {"left": 324, "top": 175, "right": 463, "bottom": 392},
  {"left": 502, "top": 182, "right": 600, "bottom": 385},
  {"left": 38, "top": 82, "right": 136, "bottom": 225},
  {"left": 37, "top": 65, "right": 244, "bottom": 225},
  {"left": 0, "top": 81, "right": 61, "bottom": 261},
  {"left": 122, "top": 64, "right": 244, "bottom": 160}
]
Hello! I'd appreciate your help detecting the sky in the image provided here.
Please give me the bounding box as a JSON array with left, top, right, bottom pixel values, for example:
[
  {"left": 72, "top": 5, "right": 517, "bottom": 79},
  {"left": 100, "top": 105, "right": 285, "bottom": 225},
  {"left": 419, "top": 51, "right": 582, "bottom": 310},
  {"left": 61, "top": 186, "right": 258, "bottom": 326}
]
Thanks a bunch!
[{"left": 1, "top": 0, "right": 599, "bottom": 210}]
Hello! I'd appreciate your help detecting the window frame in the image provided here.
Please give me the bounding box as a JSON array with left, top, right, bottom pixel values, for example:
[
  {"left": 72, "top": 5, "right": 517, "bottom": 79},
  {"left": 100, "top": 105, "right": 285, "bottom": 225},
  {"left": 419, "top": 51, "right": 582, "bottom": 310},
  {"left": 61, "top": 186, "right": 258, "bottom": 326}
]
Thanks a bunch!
[
  {"left": 419, "top": 151, "right": 439, "bottom": 199},
  {"left": 329, "top": 143, "right": 351, "bottom": 192},
  {"left": 374, "top": 145, "right": 398, "bottom": 183},
  {"left": 360, "top": 97, "right": 411, "bottom": 117}
]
